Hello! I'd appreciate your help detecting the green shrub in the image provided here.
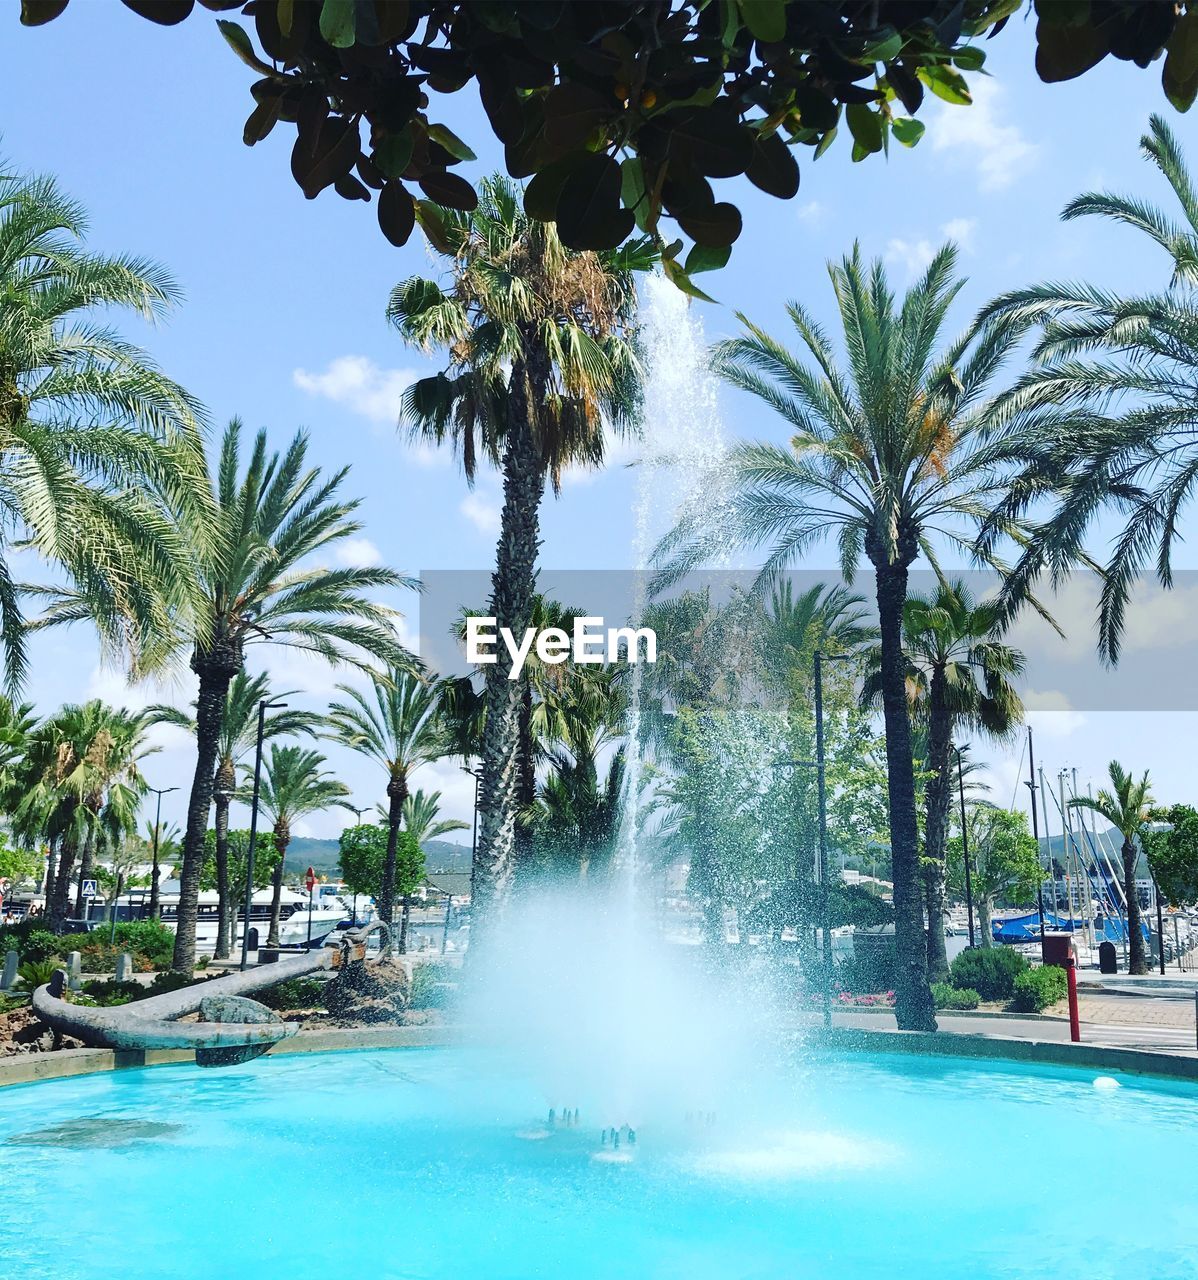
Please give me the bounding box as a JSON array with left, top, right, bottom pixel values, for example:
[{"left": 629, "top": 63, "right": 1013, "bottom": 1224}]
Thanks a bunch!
[
  {"left": 110, "top": 921, "right": 174, "bottom": 968},
  {"left": 81, "top": 979, "right": 143, "bottom": 1006},
  {"left": 17, "top": 929, "right": 62, "bottom": 963},
  {"left": 409, "top": 963, "right": 458, "bottom": 1009},
  {"left": 932, "top": 982, "right": 980, "bottom": 1011},
  {"left": 949, "top": 946, "right": 1028, "bottom": 1001},
  {"left": 257, "top": 976, "right": 327, "bottom": 1011},
  {"left": 1011, "top": 965, "right": 1068, "bottom": 1013},
  {"left": 147, "top": 970, "right": 200, "bottom": 996},
  {"left": 836, "top": 944, "right": 896, "bottom": 995},
  {"left": 15, "top": 958, "right": 60, "bottom": 990}
]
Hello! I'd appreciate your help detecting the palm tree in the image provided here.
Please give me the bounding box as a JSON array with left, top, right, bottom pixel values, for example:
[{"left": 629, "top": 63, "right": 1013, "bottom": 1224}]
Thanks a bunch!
[
  {"left": 1070, "top": 761, "right": 1154, "bottom": 975},
  {"left": 863, "top": 580, "right": 1024, "bottom": 979},
  {"left": 980, "top": 116, "right": 1198, "bottom": 661},
  {"left": 147, "top": 673, "right": 321, "bottom": 957},
  {"left": 252, "top": 745, "right": 349, "bottom": 947},
  {"left": 159, "top": 419, "right": 413, "bottom": 972},
  {"left": 142, "top": 817, "right": 181, "bottom": 917},
  {"left": 389, "top": 175, "right": 655, "bottom": 919},
  {"left": 325, "top": 669, "right": 447, "bottom": 940},
  {"left": 14, "top": 701, "right": 152, "bottom": 929},
  {"left": 0, "top": 165, "right": 210, "bottom": 687},
  {"left": 653, "top": 246, "right": 1035, "bottom": 1031},
  {"left": 403, "top": 789, "right": 468, "bottom": 847}
]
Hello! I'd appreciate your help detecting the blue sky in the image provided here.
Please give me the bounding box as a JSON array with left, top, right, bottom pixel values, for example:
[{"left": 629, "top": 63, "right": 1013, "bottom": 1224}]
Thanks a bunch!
[{"left": 4, "top": 7, "right": 1198, "bottom": 839}]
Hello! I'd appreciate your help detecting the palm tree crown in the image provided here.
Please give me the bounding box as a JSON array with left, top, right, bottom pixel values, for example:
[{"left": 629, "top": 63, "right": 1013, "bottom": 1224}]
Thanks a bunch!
[
  {"left": 0, "top": 165, "right": 210, "bottom": 686},
  {"left": 1070, "top": 760, "right": 1154, "bottom": 975},
  {"left": 981, "top": 115, "right": 1198, "bottom": 661}
]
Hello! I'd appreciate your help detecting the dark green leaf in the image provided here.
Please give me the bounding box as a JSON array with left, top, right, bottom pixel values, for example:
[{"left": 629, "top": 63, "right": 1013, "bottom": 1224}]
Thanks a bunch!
[
  {"left": 544, "top": 84, "right": 615, "bottom": 152},
  {"left": 685, "top": 242, "right": 731, "bottom": 274},
  {"left": 952, "top": 45, "right": 986, "bottom": 71},
  {"left": 415, "top": 201, "right": 458, "bottom": 255},
  {"left": 418, "top": 170, "right": 479, "bottom": 211},
  {"left": 676, "top": 201, "right": 742, "bottom": 248},
  {"left": 122, "top": 0, "right": 193, "bottom": 23},
  {"left": 557, "top": 152, "right": 634, "bottom": 250},
  {"left": 746, "top": 132, "right": 800, "bottom": 198},
  {"left": 216, "top": 19, "right": 275, "bottom": 75},
  {"left": 662, "top": 254, "right": 717, "bottom": 303},
  {"left": 845, "top": 104, "right": 884, "bottom": 154},
  {"left": 523, "top": 156, "right": 580, "bottom": 222},
  {"left": 620, "top": 157, "right": 653, "bottom": 232},
  {"left": 794, "top": 84, "right": 839, "bottom": 132},
  {"left": 319, "top": 0, "right": 355, "bottom": 48},
  {"left": 738, "top": 0, "right": 785, "bottom": 44},
  {"left": 374, "top": 130, "right": 415, "bottom": 179},
  {"left": 669, "top": 106, "right": 753, "bottom": 177},
  {"left": 19, "top": 0, "right": 70, "bottom": 25},
  {"left": 378, "top": 182, "right": 416, "bottom": 246},
  {"left": 427, "top": 124, "right": 477, "bottom": 163}
]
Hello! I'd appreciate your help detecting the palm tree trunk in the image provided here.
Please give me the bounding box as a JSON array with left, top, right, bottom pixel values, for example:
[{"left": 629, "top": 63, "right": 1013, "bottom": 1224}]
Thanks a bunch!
[
  {"left": 1123, "top": 836, "right": 1148, "bottom": 974},
  {"left": 513, "top": 676, "right": 536, "bottom": 884},
  {"left": 398, "top": 896, "right": 411, "bottom": 953},
  {"left": 267, "top": 828, "right": 288, "bottom": 947},
  {"left": 873, "top": 557, "right": 937, "bottom": 1032},
  {"left": 379, "top": 775, "right": 407, "bottom": 941},
  {"left": 173, "top": 653, "right": 238, "bottom": 972},
  {"left": 73, "top": 822, "right": 97, "bottom": 920},
  {"left": 49, "top": 834, "right": 77, "bottom": 932},
  {"left": 922, "top": 674, "right": 953, "bottom": 981},
  {"left": 42, "top": 837, "right": 57, "bottom": 913},
  {"left": 475, "top": 355, "right": 548, "bottom": 923},
  {"left": 213, "top": 788, "right": 232, "bottom": 960}
]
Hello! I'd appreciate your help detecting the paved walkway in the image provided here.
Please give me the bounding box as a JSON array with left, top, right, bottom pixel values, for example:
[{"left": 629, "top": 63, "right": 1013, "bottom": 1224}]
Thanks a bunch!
[{"left": 830, "top": 999, "right": 1198, "bottom": 1057}]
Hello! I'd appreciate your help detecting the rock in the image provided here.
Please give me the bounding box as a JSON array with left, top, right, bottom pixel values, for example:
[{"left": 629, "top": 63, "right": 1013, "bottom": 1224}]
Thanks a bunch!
[{"left": 323, "top": 958, "right": 408, "bottom": 1025}]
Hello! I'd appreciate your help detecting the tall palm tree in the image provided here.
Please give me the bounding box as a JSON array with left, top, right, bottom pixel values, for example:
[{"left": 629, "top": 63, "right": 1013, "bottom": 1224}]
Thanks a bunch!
[
  {"left": 389, "top": 175, "right": 655, "bottom": 919},
  {"left": 147, "top": 673, "right": 322, "bottom": 957},
  {"left": 863, "top": 580, "right": 1024, "bottom": 979},
  {"left": 252, "top": 745, "right": 349, "bottom": 947},
  {"left": 325, "top": 669, "right": 446, "bottom": 937},
  {"left": 981, "top": 116, "right": 1198, "bottom": 661},
  {"left": 0, "top": 165, "right": 210, "bottom": 687},
  {"left": 158, "top": 419, "right": 413, "bottom": 972},
  {"left": 653, "top": 246, "right": 1034, "bottom": 1031},
  {"left": 1070, "top": 761, "right": 1154, "bottom": 975}
]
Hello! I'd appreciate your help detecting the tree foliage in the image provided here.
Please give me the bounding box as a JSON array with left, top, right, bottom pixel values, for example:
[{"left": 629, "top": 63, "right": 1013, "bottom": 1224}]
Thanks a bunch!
[
  {"left": 21, "top": 2, "right": 1198, "bottom": 292},
  {"left": 1143, "top": 804, "right": 1198, "bottom": 906},
  {"left": 337, "top": 822, "right": 423, "bottom": 901}
]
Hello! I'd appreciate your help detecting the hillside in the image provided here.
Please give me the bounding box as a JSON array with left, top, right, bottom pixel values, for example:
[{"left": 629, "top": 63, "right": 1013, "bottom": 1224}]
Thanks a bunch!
[{"left": 284, "top": 836, "right": 471, "bottom": 881}]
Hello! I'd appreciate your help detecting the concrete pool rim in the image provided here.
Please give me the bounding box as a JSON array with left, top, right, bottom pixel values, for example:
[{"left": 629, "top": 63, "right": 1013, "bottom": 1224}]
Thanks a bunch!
[{"left": 1, "top": 1023, "right": 1196, "bottom": 1092}]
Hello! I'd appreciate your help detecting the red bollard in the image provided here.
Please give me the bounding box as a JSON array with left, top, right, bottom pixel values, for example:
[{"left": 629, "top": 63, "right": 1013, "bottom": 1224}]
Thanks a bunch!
[{"left": 1066, "top": 956, "right": 1080, "bottom": 1043}]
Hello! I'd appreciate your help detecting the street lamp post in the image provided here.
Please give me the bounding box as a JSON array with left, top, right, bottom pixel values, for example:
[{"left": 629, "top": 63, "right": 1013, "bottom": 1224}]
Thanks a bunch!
[
  {"left": 953, "top": 745, "right": 975, "bottom": 948},
  {"left": 1024, "top": 726, "right": 1047, "bottom": 959},
  {"left": 146, "top": 785, "right": 179, "bottom": 921},
  {"left": 241, "top": 699, "right": 287, "bottom": 971}
]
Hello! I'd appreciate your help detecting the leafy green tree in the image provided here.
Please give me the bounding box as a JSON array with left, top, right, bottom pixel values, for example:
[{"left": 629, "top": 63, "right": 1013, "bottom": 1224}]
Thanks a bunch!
[
  {"left": 0, "top": 165, "right": 209, "bottom": 687},
  {"left": 326, "top": 668, "right": 445, "bottom": 939},
  {"left": 655, "top": 246, "right": 1036, "bottom": 1031},
  {"left": 337, "top": 823, "right": 423, "bottom": 940},
  {"left": 390, "top": 176, "right": 650, "bottom": 918},
  {"left": 1143, "top": 804, "right": 1198, "bottom": 908},
  {"left": 162, "top": 418, "right": 411, "bottom": 972},
  {"left": 0, "top": 838, "right": 40, "bottom": 891},
  {"left": 1070, "top": 761, "right": 1155, "bottom": 974},
  {"left": 250, "top": 745, "right": 350, "bottom": 947},
  {"left": 947, "top": 805, "right": 1042, "bottom": 949},
  {"left": 982, "top": 116, "right": 1198, "bottom": 661},
  {"left": 863, "top": 580, "right": 1025, "bottom": 979},
  {"left": 30, "top": 2, "right": 1195, "bottom": 274},
  {"left": 147, "top": 672, "right": 320, "bottom": 957}
]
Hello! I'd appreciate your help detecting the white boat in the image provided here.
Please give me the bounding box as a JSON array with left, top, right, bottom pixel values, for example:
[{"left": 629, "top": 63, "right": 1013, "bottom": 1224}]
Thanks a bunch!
[{"left": 154, "top": 887, "right": 350, "bottom": 953}]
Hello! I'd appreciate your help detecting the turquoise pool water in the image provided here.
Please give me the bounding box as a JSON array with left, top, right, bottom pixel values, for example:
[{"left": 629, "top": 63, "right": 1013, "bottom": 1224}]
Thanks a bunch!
[{"left": 2, "top": 1047, "right": 1195, "bottom": 1279}]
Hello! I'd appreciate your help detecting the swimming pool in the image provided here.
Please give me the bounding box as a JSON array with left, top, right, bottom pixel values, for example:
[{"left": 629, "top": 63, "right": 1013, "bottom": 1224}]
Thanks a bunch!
[{"left": 2, "top": 1047, "right": 1195, "bottom": 1279}]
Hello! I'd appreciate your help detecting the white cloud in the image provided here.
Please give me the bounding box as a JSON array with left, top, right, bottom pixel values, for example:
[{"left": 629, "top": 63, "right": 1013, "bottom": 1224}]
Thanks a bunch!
[
  {"left": 931, "top": 78, "right": 1037, "bottom": 192},
  {"left": 884, "top": 236, "right": 936, "bottom": 277},
  {"left": 334, "top": 537, "right": 383, "bottom": 569},
  {"left": 293, "top": 355, "right": 419, "bottom": 428},
  {"left": 797, "top": 200, "right": 825, "bottom": 226},
  {"left": 885, "top": 218, "right": 979, "bottom": 278},
  {"left": 941, "top": 217, "right": 977, "bottom": 251},
  {"left": 460, "top": 491, "right": 501, "bottom": 536},
  {"left": 1024, "top": 688, "right": 1087, "bottom": 738}
]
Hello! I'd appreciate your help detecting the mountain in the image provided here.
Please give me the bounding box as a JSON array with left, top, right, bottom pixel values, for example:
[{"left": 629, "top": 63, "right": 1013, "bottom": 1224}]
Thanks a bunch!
[{"left": 284, "top": 836, "right": 471, "bottom": 880}]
